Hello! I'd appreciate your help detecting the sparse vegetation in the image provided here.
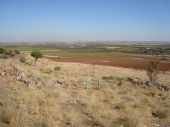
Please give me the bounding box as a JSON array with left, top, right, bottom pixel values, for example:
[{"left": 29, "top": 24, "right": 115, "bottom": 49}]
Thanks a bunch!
[
  {"left": 0, "top": 48, "right": 170, "bottom": 127},
  {"left": 5, "top": 49, "right": 15, "bottom": 57},
  {"left": 1, "top": 0, "right": 170, "bottom": 125},
  {"left": 116, "top": 113, "right": 141, "bottom": 127},
  {"left": 0, "top": 46, "right": 21, "bottom": 59}
]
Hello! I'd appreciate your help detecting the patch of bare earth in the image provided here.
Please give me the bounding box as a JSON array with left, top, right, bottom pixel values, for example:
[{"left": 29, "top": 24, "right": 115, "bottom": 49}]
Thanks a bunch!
[{"left": 44, "top": 56, "right": 170, "bottom": 71}]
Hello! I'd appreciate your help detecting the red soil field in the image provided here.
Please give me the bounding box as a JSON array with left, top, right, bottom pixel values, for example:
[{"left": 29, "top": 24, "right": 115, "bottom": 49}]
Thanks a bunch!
[{"left": 44, "top": 56, "right": 170, "bottom": 71}]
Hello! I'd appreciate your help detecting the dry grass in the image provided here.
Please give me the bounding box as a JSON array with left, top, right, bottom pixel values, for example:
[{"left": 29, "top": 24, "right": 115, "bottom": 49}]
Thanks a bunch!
[{"left": 0, "top": 54, "right": 170, "bottom": 127}]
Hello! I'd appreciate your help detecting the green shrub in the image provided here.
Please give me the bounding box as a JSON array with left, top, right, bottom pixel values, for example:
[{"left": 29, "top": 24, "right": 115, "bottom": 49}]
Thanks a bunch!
[
  {"left": 54, "top": 66, "right": 61, "bottom": 71},
  {"left": 15, "top": 50, "right": 20, "bottom": 54},
  {"left": 0, "top": 46, "right": 6, "bottom": 54}
]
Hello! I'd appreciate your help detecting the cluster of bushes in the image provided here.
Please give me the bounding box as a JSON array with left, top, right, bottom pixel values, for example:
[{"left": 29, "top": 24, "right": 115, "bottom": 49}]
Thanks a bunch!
[
  {"left": 0, "top": 45, "right": 44, "bottom": 66},
  {"left": 0, "top": 45, "right": 20, "bottom": 58}
]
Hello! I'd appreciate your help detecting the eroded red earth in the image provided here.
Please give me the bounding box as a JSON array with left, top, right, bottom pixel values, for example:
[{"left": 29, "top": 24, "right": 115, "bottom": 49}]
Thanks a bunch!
[{"left": 44, "top": 56, "right": 170, "bottom": 71}]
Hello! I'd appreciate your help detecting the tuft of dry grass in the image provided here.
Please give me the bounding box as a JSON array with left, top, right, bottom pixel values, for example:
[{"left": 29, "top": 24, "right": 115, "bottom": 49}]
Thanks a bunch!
[{"left": 152, "top": 107, "right": 169, "bottom": 119}]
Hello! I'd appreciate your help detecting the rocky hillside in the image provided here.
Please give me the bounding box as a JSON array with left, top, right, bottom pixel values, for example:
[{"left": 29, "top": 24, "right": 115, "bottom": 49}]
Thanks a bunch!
[{"left": 0, "top": 53, "right": 170, "bottom": 127}]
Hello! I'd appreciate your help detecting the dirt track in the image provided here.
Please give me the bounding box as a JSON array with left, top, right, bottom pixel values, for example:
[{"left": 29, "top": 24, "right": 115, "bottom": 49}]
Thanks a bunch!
[{"left": 44, "top": 56, "right": 170, "bottom": 71}]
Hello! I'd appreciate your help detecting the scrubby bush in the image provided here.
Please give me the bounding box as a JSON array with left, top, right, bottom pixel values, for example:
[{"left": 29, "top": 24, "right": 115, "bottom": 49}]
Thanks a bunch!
[
  {"left": 146, "top": 59, "right": 160, "bottom": 82},
  {"left": 20, "top": 57, "right": 26, "bottom": 63},
  {"left": 102, "top": 76, "right": 114, "bottom": 80},
  {"left": 31, "top": 50, "right": 43, "bottom": 66},
  {"left": 54, "top": 66, "right": 61, "bottom": 71},
  {"left": 0, "top": 46, "right": 6, "bottom": 54},
  {"left": 1, "top": 54, "right": 8, "bottom": 59},
  {"left": 116, "top": 113, "right": 141, "bottom": 127},
  {"left": 0, "top": 46, "right": 20, "bottom": 58},
  {"left": 15, "top": 50, "right": 20, "bottom": 54},
  {"left": 44, "top": 68, "right": 53, "bottom": 74},
  {"left": 5, "top": 50, "right": 15, "bottom": 57},
  {"left": 5, "top": 50, "right": 12, "bottom": 55},
  {"left": 152, "top": 108, "right": 168, "bottom": 119}
]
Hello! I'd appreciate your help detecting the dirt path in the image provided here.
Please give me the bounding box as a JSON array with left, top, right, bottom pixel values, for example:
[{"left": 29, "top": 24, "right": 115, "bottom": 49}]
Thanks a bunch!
[{"left": 44, "top": 56, "right": 170, "bottom": 71}]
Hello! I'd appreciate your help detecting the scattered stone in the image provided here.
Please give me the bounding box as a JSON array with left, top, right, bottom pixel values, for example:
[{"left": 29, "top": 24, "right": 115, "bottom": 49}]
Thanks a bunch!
[
  {"left": 16, "top": 72, "right": 44, "bottom": 88},
  {"left": 16, "top": 72, "right": 30, "bottom": 86},
  {"left": 0, "top": 70, "right": 6, "bottom": 78},
  {"left": 125, "top": 77, "right": 169, "bottom": 91},
  {"left": 56, "top": 79, "right": 66, "bottom": 85},
  {"left": 0, "top": 64, "right": 44, "bottom": 88},
  {"left": 19, "top": 57, "right": 32, "bottom": 65},
  {"left": 51, "top": 80, "right": 65, "bottom": 88}
]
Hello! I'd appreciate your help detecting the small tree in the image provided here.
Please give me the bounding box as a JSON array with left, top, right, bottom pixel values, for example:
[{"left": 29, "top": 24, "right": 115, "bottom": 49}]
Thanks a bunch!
[
  {"left": 31, "top": 50, "right": 43, "bottom": 66},
  {"left": 147, "top": 59, "right": 160, "bottom": 82}
]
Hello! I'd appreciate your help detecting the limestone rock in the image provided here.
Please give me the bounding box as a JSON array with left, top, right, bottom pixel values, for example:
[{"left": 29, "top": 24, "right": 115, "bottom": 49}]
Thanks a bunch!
[{"left": 126, "top": 77, "right": 169, "bottom": 91}]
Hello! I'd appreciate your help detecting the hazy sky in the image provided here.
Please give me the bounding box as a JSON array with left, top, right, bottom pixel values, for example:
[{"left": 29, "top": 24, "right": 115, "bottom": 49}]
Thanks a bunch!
[{"left": 0, "top": 0, "right": 170, "bottom": 42}]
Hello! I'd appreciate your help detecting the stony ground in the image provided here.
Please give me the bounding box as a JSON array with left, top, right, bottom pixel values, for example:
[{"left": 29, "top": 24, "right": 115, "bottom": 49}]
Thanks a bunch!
[{"left": 0, "top": 54, "right": 170, "bottom": 127}]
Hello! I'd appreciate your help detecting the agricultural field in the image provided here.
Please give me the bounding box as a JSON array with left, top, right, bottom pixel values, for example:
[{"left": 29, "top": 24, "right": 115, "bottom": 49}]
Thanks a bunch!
[{"left": 6, "top": 43, "right": 170, "bottom": 71}]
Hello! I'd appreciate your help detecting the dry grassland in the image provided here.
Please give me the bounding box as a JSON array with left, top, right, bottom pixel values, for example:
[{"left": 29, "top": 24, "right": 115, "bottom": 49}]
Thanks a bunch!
[{"left": 0, "top": 54, "right": 170, "bottom": 127}]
